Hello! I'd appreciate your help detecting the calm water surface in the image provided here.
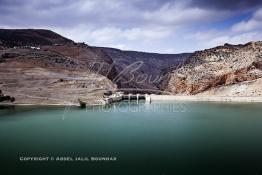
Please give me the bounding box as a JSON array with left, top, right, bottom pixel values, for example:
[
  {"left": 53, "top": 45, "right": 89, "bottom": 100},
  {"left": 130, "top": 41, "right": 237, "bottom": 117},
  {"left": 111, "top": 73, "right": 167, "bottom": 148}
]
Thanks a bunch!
[{"left": 0, "top": 101, "right": 262, "bottom": 175}]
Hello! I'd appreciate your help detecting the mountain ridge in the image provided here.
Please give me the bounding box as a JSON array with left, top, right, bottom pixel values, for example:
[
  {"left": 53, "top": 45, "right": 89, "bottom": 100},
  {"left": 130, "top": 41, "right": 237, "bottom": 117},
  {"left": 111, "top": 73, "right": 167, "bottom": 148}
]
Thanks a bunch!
[{"left": 0, "top": 28, "right": 261, "bottom": 105}]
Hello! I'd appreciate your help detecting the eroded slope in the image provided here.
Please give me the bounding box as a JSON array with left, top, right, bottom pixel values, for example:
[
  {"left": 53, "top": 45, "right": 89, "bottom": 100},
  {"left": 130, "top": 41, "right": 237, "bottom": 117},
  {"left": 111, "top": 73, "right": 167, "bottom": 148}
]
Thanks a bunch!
[{"left": 160, "top": 42, "right": 262, "bottom": 96}]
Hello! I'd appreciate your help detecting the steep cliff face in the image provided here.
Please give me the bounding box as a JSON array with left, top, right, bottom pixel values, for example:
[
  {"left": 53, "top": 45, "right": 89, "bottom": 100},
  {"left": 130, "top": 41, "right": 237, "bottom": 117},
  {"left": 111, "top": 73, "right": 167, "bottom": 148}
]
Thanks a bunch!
[
  {"left": 101, "top": 47, "right": 191, "bottom": 91},
  {"left": 160, "top": 42, "right": 262, "bottom": 95}
]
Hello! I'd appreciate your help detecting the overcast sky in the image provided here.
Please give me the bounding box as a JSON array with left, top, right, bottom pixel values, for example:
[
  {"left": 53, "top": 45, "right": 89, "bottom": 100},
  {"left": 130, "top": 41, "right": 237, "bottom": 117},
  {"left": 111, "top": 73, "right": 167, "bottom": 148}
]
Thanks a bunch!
[{"left": 0, "top": 0, "right": 262, "bottom": 53}]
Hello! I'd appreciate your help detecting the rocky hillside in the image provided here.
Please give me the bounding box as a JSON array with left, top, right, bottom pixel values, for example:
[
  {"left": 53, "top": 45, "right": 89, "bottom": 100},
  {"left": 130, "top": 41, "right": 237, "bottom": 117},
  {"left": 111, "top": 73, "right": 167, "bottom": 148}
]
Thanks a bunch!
[
  {"left": 0, "top": 29, "right": 191, "bottom": 94},
  {"left": 4, "top": 28, "right": 259, "bottom": 102},
  {"left": 41, "top": 45, "right": 118, "bottom": 81},
  {"left": 101, "top": 47, "right": 191, "bottom": 91},
  {"left": 0, "top": 47, "right": 117, "bottom": 105},
  {"left": 0, "top": 29, "right": 191, "bottom": 105},
  {"left": 160, "top": 41, "right": 262, "bottom": 96},
  {"left": 0, "top": 29, "right": 117, "bottom": 105}
]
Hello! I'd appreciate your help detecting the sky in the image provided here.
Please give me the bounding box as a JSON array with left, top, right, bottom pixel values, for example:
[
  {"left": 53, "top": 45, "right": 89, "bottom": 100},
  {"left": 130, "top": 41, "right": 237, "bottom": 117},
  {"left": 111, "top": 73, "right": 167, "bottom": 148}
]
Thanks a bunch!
[{"left": 0, "top": 0, "right": 262, "bottom": 53}]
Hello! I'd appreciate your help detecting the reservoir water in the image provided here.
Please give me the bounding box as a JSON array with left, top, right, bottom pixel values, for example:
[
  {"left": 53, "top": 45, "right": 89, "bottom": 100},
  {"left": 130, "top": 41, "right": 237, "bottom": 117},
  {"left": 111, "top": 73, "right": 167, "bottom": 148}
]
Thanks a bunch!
[{"left": 0, "top": 101, "right": 262, "bottom": 175}]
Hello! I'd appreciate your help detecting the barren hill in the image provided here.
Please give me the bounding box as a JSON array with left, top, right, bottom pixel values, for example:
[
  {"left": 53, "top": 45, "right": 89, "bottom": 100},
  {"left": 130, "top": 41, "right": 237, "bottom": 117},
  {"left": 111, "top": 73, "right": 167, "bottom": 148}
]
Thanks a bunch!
[
  {"left": 160, "top": 41, "right": 262, "bottom": 96},
  {"left": 0, "top": 29, "right": 74, "bottom": 47},
  {"left": 0, "top": 29, "right": 117, "bottom": 105}
]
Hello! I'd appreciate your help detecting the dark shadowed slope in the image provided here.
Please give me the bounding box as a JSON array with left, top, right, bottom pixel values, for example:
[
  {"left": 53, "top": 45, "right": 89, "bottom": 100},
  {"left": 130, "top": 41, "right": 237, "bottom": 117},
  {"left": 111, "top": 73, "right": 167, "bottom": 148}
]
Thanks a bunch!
[
  {"left": 100, "top": 47, "right": 192, "bottom": 90},
  {"left": 0, "top": 29, "right": 73, "bottom": 47}
]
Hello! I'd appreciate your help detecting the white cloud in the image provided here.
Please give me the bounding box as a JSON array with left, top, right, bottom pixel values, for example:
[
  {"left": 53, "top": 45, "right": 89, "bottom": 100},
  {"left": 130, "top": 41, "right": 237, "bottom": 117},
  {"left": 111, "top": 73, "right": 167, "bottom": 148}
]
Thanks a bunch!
[
  {"left": 124, "top": 27, "right": 171, "bottom": 41},
  {"left": 1, "top": 0, "right": 261, "bottom": 53},
  {"left": 208, "top": 32, "right": 261, "bottom": 46},
  {"left": 232, "top": 8, "right": 262, "bottom": 33},
  {"left": 232, "top": 19, "right": 262, "bottom": 33},
  {"left": 187, "top": 30, "right": 262, "bottom": 52},
  {"left": 182, "top": 8, "right": 262, "bottom": 51},
  {"left": 254, "top": 8, "right": 262, "bottom": 20},
  {"left": 143, "top": 3, "right": 230, "bottom": 26},
  {"left": 56, "top": 25, "right": 172, "bottom": 43},
  {"left": 53, "top": 25, "right": 173, "bottom": 53}
]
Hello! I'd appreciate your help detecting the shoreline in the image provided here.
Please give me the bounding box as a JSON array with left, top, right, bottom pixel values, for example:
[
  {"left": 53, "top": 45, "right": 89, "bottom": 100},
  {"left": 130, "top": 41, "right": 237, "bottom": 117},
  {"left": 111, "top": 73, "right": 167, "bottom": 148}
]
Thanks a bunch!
[
  {"left": 0, "top": 103, "right": 78, "bottom": 107},
  {"left": 1, "top": 95, "right": 262, "bottom": 106},
  {"left": 149, "top": 95, "right": 262, "bottom": 103},
  {"left": 0, "top": 103, "right": 102, "bottom": 107}
]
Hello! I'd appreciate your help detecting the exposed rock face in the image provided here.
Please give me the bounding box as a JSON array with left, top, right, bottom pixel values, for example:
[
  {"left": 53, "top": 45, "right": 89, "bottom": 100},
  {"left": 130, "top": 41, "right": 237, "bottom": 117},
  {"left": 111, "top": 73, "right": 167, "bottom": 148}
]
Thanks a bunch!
[
  {"left": 160, "top": 42, "right": 262, "bottom": 95},
  {"left": 198, "top": 78, "right": 262, "bottom": 97}
]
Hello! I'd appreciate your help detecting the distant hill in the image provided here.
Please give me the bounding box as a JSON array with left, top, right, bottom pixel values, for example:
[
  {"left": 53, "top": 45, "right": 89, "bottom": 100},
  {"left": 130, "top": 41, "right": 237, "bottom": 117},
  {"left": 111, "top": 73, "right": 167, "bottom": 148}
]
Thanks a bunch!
[
  {"left": 0, "top": 29, "right": 73, "bottom": 47},
  {"left": 100, "top": 47, "right": 191, "bottom": 90}
]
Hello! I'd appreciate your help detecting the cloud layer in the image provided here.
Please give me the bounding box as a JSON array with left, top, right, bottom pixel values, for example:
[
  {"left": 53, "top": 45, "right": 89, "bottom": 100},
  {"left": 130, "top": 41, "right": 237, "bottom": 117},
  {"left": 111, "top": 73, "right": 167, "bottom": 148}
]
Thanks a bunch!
[{"left": 0, "top": 0, "right": 262, "bottom": 53}]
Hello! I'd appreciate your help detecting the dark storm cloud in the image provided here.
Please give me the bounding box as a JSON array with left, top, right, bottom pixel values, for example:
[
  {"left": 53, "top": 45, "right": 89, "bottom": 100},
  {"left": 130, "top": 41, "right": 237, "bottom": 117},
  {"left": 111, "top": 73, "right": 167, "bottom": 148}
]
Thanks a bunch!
[
  {"left": 189, "top": 0, "right": 262, "bottom": 10},
  {"left": 119, "top": 0, "right": 262, "bottom": 11},
  {"left": 0, "top": 0, "right": 260, "bottom": 29},
  {"left": 0, "top": 0, "right": 165, "bottom": 28},
  {"left": 129, "top": 0, "right": 173, "bottom": 10},
  {"left": 0, "top": 0, "right": 84, "bottom": 27},
  {"left": 1, "top": 0, "right": 261, "bottom": 11}
]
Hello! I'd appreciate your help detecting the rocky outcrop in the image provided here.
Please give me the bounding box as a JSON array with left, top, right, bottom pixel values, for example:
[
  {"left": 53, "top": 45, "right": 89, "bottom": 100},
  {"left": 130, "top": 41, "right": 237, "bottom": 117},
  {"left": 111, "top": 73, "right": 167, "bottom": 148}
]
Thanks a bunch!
[{"left": 160, "top": 41, "right": 262, "bottom": 96}]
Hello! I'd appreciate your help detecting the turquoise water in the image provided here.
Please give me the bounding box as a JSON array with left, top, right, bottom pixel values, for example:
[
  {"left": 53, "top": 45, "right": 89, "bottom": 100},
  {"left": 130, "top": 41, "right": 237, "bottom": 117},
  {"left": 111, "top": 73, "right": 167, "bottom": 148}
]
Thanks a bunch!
[{"left": 0, "top": 101, "right": 262, "bottom": 175}]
